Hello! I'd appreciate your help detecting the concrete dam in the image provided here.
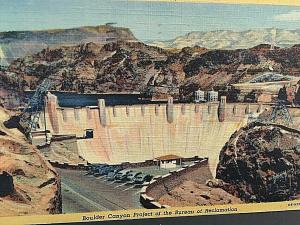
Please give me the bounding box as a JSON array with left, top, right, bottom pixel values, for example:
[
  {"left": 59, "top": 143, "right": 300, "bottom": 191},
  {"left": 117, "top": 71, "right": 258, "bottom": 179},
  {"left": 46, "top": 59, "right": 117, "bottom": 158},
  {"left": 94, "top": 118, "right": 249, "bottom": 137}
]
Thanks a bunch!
[{"left": 38, "top": 94, "right": 269, "bottom": 175}]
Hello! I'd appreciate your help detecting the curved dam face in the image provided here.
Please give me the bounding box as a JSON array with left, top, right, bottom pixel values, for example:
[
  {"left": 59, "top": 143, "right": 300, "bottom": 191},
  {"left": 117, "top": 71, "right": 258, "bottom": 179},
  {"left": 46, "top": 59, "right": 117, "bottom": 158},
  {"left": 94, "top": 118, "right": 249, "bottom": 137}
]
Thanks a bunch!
[{"left": 39, "top": 94, "right": 269, "bottom": 176}]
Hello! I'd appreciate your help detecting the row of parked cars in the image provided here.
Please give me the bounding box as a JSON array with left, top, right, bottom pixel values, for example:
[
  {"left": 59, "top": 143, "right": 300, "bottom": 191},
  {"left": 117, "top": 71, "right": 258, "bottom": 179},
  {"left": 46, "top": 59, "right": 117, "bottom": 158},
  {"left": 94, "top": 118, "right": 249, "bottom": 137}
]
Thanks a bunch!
[{"left": 87, "top": 164, "right": 153, "bottom": 185}]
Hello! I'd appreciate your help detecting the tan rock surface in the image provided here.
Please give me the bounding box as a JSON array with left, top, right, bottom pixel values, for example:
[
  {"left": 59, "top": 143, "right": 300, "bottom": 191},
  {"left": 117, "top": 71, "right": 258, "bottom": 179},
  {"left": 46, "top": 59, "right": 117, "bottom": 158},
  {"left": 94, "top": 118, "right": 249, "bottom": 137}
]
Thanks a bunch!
[
  {"left": 158, "top": 180, "right": 242, "bottom": 207},
  {"left": 0, "top": 108, "right": 61, "bottom": 216}
]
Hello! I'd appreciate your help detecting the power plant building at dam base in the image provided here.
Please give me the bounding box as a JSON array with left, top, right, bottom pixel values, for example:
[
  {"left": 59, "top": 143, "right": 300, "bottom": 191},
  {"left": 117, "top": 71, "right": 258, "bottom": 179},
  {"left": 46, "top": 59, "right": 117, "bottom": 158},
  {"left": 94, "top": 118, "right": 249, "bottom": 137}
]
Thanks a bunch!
[{"left": 37, "top": 93, "right": 269, "bottom": 176}]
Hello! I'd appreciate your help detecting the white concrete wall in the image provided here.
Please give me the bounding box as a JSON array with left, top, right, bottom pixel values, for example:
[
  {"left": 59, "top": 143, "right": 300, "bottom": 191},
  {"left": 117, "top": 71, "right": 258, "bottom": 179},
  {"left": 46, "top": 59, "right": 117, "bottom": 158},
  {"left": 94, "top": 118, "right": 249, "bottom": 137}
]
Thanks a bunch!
[{"left": 39, "top": 101, "right": 268, "bottom": 176}]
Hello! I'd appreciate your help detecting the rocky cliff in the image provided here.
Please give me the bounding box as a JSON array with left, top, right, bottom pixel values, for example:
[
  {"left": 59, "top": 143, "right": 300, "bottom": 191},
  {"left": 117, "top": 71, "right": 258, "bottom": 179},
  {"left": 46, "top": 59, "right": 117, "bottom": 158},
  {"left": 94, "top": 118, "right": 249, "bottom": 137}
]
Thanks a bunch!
[
  {"left": 0, "top": 108, "right": 61, "bottom": 216},
  {"left": 0, "top": 24, "right": 137, "bottom": 66},
  {"left": 1, "top": 25, "right": 300, "bottom": 103},
  {"left": 216, "top": 123, "right": 300, "bottom": 202},
  {"left": 0, "top": 66, "right": 24, "bottom": 108},
  {"left": 7, "top": 42, "right": 300, "bottom": 100}
]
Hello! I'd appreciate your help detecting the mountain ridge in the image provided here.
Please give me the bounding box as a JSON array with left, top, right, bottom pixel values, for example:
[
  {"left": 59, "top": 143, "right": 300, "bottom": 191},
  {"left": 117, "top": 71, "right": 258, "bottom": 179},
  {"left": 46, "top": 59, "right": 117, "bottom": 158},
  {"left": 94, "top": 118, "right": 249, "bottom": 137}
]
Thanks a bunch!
[
  {"left": 2, "top": 41, "right": 299, "bottom": 105},
  {"left": 149, "top": 29, "right": 300, "bottom": 50},
  {"left": 0, "top": 24, "right": 137, "bottom": 66}
]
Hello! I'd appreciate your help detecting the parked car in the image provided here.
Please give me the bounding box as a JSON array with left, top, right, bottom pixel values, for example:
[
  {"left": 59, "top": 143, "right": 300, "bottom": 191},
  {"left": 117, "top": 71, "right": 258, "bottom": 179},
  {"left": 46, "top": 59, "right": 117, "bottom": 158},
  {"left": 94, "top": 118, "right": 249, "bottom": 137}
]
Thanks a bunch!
[
  {"left": 99, "top": 165, "right": 123, "bottom": 176},
  {"left": 98, "top": 165, "right": 114, "bottom": 176},
  {"left": 93, "top": 164, "right": 109, "bottom": 176},
  {"left": 126, "top": 171, "right": 142, "bottom": 183},
  {"left": 87, "top": 164, "right": 107, "bottom": 174},
  {"left": 107, "top": 167, "right": 123, "bottom": 181},
  {"left": 114, "top": 169, "right": 133, "bottom": 181},
  {"left": 133, "top": 174, "right": 153, "bottom": 184}
]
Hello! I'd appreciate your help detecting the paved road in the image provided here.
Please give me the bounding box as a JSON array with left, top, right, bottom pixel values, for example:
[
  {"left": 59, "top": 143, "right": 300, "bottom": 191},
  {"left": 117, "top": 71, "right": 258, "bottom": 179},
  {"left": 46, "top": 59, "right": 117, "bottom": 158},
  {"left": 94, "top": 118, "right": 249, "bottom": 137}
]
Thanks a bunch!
[{"left": 56, "top": 168, "right": 143, "bottom": 213}]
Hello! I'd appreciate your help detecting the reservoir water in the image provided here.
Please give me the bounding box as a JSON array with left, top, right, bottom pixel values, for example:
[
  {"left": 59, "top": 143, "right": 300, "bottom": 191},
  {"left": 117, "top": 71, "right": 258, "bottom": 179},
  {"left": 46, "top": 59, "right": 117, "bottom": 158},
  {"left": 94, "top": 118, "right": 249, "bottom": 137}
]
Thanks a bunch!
[{"left": 25, "top": 91, "right": 147, "bottom": 107}]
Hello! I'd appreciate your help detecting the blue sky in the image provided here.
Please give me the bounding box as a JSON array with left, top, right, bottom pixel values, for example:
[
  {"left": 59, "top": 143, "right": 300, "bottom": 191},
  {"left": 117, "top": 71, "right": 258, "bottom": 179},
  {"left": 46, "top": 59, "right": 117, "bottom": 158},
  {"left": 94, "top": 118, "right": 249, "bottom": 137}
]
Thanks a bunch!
[{"left": 0, "top": 0, "right": 300, "bottom": 41}]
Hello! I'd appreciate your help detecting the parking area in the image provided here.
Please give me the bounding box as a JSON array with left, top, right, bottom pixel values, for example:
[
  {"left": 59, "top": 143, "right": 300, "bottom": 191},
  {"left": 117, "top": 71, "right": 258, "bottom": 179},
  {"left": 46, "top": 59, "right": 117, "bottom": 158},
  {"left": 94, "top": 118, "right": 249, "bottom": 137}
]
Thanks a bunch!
[
  {"left": 57, "top": 162, "right": 195, "bottom": 213},
  {"left": 57, "top": 168, "right": 143, "bottom": 213}
]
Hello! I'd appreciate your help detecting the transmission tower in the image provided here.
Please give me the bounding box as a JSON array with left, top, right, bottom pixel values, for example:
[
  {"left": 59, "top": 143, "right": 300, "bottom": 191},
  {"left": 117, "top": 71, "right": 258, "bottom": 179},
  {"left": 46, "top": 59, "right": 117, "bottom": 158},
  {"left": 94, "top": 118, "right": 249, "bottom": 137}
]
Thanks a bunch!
[{"left": 269, "top": 100, "right": 293, "bottom": 126}]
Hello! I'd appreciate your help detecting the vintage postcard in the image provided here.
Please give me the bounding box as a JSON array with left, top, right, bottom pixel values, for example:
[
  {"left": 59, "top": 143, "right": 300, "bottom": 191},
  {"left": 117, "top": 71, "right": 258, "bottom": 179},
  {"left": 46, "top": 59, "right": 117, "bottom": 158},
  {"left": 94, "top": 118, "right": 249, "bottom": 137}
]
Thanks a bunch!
[{"left": 0, "top": 0, "right": 300, "bottom": 224}]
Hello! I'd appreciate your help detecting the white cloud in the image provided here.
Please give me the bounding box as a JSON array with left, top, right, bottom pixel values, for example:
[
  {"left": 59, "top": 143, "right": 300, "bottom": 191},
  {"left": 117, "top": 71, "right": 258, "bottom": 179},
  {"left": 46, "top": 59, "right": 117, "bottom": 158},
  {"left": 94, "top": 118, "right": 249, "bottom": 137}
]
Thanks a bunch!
[{"left": 274, "top": 11, "right": 300, "bottom": 21}]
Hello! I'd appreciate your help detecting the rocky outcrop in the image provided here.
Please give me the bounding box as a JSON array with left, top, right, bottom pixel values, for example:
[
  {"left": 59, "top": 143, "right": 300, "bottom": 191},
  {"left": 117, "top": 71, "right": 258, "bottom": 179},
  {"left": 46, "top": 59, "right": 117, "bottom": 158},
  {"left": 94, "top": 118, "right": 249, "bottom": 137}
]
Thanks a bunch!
[
  {"left": 7, "top": 41, "right": 177, "bottom": 98},
  {"left": 277, "top": 81, "right": 300, "bottom": 105},
  {"left": 0, "top": 66, "right": 24, "bottom": 108},
  {"left": 0, "top": 108, "right": 61, "bottom": 216},
  {"left": 0, "top": 24, "right": 137, "bottom": 66},
  {"left": 180, "top": 45, "right": 300, "bottom": 101},
  {"left": 2, "top": 38, "right": 300, "bottom": 103},
  {"left": 216, "top": 123, "right": 300, "bottom": 202},
  {"left": 158, "top": 180, "right": 243, "bottom": 207}
]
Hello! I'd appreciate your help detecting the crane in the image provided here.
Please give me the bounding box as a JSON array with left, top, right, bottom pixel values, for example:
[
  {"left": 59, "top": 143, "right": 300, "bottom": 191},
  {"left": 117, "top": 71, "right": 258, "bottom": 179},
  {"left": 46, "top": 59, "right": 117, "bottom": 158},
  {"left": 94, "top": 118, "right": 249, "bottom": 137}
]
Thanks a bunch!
[
  {"left": 20, "top": 79, "right": 52, "bottom": 138},
  {"left": 5, "top": 78, "right": 53, "bottom": 142}
]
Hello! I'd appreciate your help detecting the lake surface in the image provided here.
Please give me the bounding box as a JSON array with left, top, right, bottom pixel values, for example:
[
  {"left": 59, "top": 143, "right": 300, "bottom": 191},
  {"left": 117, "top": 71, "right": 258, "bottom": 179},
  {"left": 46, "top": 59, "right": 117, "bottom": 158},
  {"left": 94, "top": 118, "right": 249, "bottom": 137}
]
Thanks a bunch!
[{"left": 25, "top": 91, "right": 148, "bottom": 107}]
